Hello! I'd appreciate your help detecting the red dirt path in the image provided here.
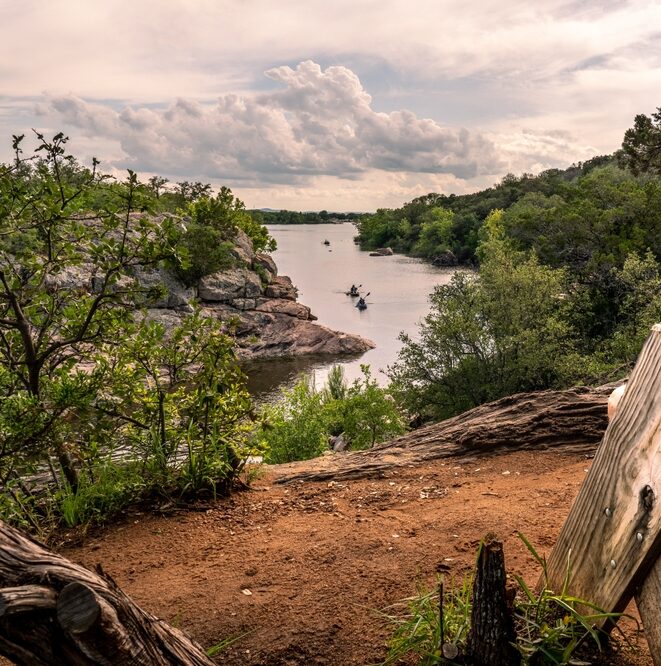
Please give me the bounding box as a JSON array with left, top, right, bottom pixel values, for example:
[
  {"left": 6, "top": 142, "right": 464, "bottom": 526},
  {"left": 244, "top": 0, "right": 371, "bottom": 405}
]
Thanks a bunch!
[{"left": 62, "top": 449, "right": 653, "bottom": 665}]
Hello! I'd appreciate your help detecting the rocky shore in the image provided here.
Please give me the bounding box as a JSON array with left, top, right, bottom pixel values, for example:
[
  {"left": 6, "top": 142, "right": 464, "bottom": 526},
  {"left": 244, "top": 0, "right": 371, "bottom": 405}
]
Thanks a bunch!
[{"left": 140, "top": 229, "right": 374, "bottom": 359}]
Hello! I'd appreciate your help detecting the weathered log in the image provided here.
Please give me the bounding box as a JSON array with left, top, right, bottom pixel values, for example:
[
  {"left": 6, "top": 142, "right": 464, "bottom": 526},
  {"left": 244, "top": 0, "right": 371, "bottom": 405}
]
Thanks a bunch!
[
  {"left": 276, "top": 384, "right": 617, "bottom": 484},
  {"left": 0, "top": 585, "right": 57, "bottom": 617},
  {"left": 466, "top": 537, "right": 519, "bottom": 666},
  {"left": 0, "top": 520, "right": 214, "bottom": 665}
]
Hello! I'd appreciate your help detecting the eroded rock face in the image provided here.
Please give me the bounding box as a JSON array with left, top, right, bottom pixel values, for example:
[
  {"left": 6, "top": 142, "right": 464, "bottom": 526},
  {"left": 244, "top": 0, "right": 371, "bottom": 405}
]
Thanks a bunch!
[
  {"left": 255, "top": 298, "right": 314, "bottom": 320},
  {"left": 199, "top": 268, "right": 263, "bottom": 302},
  {"left": 234, "top": 313, "right": 374, "bottom": 359},
  {"left": 264, "top": 275, "right": 298, "bottom": 301},
  {"left": 132, "top": 267, "right": 196, "bottom": 311},
  {"left": 198, "top": 303, "right": 373, "bottom": 359},
  {"left": 252, "top": 253, "right": 277, "bottom": 282},
  {"left": 230, "top": 229, "right": 255, "bottom": 265}
]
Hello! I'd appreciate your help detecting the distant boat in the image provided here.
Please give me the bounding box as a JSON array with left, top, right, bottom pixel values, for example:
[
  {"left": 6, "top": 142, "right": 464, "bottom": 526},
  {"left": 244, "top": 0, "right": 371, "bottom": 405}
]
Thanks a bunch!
[{"left": 323, "top": 239, "right": 330, "bottom": 245}]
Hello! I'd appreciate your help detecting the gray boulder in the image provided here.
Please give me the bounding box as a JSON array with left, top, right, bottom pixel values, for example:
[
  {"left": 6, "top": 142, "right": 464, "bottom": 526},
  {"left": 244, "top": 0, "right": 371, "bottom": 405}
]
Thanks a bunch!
[
  {"left": 131, "top": 267, "right": 196, "bottom": 311},
  {"left": 252, "top": 253, "right": 278, "bottom": 283},
  {"left": 229, "top": 229, "right": 255, "bottom": 265},
  {"left": 264, "top": 275, "right": 298, "bottom": 301},
  {"left": 45, "top": 264, "right": 94, "bottom": 291},
  {"left": 199, "top": 268, "right": 263, "bottom": 302}
]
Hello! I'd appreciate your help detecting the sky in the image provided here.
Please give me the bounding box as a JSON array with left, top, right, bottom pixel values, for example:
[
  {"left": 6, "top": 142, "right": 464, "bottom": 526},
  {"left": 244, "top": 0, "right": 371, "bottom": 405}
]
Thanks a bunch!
[{"left": 1, "top": 0, "right": 660, "bottom": 211}]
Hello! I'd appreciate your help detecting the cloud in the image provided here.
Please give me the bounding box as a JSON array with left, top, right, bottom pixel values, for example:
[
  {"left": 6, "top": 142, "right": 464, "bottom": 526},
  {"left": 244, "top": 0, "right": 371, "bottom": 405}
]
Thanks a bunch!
[{"left": 44, "top": 61, "right": 503, "bottom": 185}]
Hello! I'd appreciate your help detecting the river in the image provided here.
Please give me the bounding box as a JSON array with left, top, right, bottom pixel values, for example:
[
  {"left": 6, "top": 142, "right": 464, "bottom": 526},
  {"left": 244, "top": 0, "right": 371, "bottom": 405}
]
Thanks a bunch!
[{"left": 244, "top": 223, "right": 455, "bottom": 399}]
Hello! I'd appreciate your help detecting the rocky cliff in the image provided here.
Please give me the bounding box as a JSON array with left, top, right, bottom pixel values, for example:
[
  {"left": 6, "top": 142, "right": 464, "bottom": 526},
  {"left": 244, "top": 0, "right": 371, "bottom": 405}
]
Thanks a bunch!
[{"left": 140, "top": 229, "right": 374, "bottom": 359}]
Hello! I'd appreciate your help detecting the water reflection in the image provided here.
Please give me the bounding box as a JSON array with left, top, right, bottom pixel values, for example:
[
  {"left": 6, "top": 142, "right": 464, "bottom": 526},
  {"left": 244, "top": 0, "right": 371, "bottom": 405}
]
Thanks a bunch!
[{"left": 246, "top": 223, "right": 455, "bottom": 398}]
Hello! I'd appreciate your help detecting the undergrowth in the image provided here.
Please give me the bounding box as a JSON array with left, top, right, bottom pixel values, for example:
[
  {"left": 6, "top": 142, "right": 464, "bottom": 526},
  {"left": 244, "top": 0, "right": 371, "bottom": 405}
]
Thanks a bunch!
[{"left": 378, "top": 534, "right": 636, "bottom": 666}]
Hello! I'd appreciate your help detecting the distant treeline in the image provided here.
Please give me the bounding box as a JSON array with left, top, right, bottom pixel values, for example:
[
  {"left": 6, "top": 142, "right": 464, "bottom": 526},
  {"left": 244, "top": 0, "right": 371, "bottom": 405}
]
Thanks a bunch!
[
  {"left": 356, "top": 154, "right": 621, "bottom": 264},
  {"left": 249, "top": 209, "right": 369, "bottom": 224}
]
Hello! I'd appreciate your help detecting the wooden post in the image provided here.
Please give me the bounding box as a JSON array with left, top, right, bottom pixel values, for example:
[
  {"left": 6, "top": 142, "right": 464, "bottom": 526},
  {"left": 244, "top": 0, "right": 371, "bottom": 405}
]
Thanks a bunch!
[
  {"left": 0, "top": 520, "right": 214, "bottom": 665},
  {"left": 544, "top": 324, "right": 661, "bottom": 660},
  {"left": 636, "top": 558, "right": 661, "bottom": 666}
]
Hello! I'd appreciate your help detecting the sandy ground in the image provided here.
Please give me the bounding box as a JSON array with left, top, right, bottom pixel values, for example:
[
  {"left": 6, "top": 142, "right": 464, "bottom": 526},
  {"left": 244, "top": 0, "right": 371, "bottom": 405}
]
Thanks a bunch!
[{"left": 60, "top": 449, "right": 653, "bottom": 665}]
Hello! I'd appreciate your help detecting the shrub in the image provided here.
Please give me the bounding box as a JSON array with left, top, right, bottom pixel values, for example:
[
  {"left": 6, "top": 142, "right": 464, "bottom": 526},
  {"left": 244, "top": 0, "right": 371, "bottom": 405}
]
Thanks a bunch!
[{"left": 256, "top": 366, "right": 406, "bottom": 463}]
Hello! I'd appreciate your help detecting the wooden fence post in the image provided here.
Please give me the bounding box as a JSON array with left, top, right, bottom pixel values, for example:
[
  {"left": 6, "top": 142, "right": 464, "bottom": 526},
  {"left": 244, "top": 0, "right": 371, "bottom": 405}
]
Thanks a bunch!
[{"left": 544, "top": 324, "right": 661, "bottom": 663}]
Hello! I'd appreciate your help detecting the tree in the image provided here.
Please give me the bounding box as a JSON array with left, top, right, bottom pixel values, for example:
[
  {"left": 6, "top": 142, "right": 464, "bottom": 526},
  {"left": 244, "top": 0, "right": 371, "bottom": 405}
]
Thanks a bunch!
[
  {"left": 412, "top": 207, "right": 455, "bottom": 258},
  {"left": 620, "top": 107, "right": 661, "bottom": 175},
  {"left": 388, "top": 241, "right": 578, "bottom": 421},
  {"left": 147, "top": 175, "right": 169, "bottom": 198},
  {"left": 0, "top": 133, "right": 180, "bottom": 491}
]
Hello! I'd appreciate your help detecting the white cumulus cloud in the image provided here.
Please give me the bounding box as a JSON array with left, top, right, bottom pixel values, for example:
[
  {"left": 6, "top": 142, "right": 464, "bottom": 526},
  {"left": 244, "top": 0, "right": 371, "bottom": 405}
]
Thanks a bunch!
[{"left": 44, "top": 61, "right": 503, "bottom": 186}]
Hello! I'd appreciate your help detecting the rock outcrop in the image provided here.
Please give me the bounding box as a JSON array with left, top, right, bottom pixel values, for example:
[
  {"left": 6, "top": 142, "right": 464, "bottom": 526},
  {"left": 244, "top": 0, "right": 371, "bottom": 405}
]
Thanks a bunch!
[
  {"left": 137, "top": 230, "right": 373, "bottom": 360},
  {"left": 432, "top": 250, "right": 458, "bottom": 267},
  {"left": 198, "top": 268, "right": 263, "bottom": 301}
]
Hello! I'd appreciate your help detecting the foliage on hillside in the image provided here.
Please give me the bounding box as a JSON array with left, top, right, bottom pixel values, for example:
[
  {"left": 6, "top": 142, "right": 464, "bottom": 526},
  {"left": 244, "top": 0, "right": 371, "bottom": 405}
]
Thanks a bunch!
[
  {"left": 0, "top": 133, "right": 267, "bottom": 535},
  {"left": 387, "top": 109, "right": 661, "bottom": 421}
]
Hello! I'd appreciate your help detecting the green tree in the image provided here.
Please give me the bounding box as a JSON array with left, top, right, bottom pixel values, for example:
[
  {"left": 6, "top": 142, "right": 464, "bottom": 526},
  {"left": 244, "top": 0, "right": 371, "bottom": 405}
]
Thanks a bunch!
[
  {"left": 412, "top": 207, "right": 455, "bottom": 258},
  {"left": 620, "top": 107, "right": 661, "bottom": 175},
  {"left": 389, "top": 242, "right": 577, "bottom": 422},
  {"left": 98, "top": 311, "right": 255, "bottom": 494},
  {"left": 0, "top": 133, "right": 180, "bottom": 491}
]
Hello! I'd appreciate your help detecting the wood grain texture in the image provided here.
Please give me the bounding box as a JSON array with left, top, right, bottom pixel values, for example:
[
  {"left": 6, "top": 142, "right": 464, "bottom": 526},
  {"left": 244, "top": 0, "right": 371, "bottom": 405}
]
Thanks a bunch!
[
  {"left": 0, "top": 520, "right": 214, "bottom": 665},
  {"left": 0, "top": 586, "right": 57, "bottom": 617},
  {"left": 636, "top": 557, "right": 661, "bottom": 666},
  {"left": 545, "top": 325, "right": 661, "bottom": 628}
]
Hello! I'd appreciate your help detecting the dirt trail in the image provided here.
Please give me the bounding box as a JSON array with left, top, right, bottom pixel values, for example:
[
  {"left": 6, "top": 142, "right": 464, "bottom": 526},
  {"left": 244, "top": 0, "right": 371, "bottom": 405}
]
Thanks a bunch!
[{"left": 57, "top": 448, "right": 653, "bottom": 666}]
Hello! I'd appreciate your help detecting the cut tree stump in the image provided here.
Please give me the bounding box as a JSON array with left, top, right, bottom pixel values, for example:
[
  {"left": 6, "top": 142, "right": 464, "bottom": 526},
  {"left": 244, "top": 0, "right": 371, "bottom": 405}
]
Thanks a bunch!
[
  {"left": 466, "top": 537, "right": 519, "bottom": 666},
  {"left": 275, "top": 384, "right": 617, "bottom": 484},
  {"left": 0, "top": 520, "right": 215, "bottom": 665}
]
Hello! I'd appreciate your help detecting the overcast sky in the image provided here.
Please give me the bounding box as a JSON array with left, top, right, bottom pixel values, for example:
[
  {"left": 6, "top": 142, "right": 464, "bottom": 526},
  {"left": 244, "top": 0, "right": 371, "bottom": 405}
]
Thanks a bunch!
[{"left": 1, "top": 0, "right": 660, "bottom": 210}]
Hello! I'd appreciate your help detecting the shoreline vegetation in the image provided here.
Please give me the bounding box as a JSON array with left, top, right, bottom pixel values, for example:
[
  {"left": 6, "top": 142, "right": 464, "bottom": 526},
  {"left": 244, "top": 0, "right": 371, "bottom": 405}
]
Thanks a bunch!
[
  {"left": 249, "top": 209, "right": 368, "bottom": 225},
  {"left": 0, "top": 104, "right": 660, "bottom": 554}
]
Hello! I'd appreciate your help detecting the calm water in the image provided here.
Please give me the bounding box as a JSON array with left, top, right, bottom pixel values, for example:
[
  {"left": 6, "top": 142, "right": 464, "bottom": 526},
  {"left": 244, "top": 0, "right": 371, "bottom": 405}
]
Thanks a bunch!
[{"left": 245, "top": 223, "right": 455, "bottom": 398}]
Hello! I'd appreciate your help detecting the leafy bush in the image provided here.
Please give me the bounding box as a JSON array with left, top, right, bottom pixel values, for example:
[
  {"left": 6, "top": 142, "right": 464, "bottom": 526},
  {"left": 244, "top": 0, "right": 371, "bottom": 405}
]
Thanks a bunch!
[
  {"left": 257, "top": 366, "right": 406, "bottom": 463},
  {"left": 175, "top": 223, "right": 237, "bottom": 286},
  {"left": 389, "top": 240, "right": 579, "bottom": 421},
  {"left": 259, "top": 378, "right": 329, "bottom": 464},
  {"left": 0, "top": 134, "right": 260, "bottom": 534}
]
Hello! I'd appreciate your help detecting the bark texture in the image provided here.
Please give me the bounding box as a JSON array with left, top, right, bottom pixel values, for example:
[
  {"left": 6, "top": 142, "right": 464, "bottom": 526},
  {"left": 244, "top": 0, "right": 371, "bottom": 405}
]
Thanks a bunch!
[
  {"left": 0, "top": 520, "right": 214, "bottom": 665},
  {"left": 466, "top": 538, "right": 519, "bottom": 666},
  {"left": 275, "top": 385, "right": 617, "bottom": 484}
]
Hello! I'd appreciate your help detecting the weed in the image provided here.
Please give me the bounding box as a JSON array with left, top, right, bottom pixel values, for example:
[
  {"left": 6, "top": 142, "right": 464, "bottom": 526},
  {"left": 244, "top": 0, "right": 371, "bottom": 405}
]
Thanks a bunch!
[{"left": 378, "top": 535, "right": 633, "bottom": 665}]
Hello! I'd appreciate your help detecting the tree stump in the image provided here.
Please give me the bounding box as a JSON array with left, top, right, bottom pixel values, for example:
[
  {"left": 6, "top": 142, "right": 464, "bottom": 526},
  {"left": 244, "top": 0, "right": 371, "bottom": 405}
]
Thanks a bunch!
[
  {"left": 466, "top": 537, "right": 519, "bottom": 666},
  {"left": 0, "top": 520, "right": 214, "bottom": 665}
]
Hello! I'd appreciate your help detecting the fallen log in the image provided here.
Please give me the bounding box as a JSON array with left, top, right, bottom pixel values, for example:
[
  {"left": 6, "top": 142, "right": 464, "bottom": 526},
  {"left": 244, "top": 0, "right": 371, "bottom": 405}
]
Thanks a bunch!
[
  {"left": 275, "top": 384, "right": 618, "bottom": 484},
  {"left": 0, "top": 521, "right": 214, "bottom": 665}
]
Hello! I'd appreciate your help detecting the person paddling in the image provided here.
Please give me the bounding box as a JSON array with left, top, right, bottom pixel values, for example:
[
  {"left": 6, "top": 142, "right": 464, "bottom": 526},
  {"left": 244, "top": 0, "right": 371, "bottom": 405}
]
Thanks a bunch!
[{"left": 356, "top": 292, "right": 369, "bottom": 310}]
